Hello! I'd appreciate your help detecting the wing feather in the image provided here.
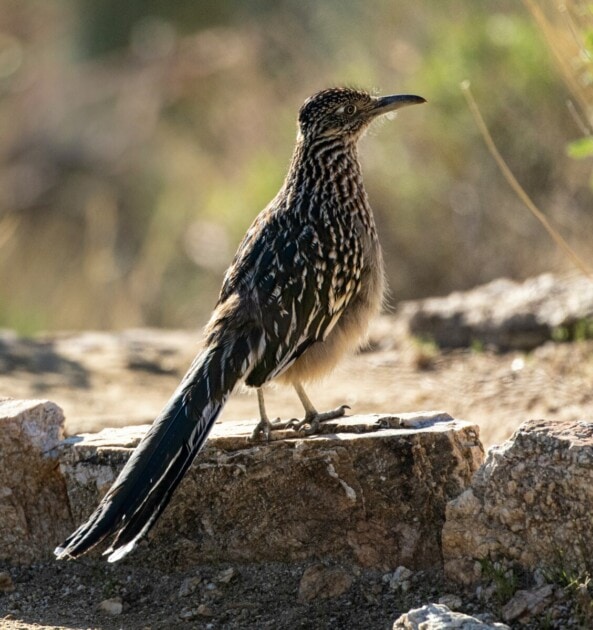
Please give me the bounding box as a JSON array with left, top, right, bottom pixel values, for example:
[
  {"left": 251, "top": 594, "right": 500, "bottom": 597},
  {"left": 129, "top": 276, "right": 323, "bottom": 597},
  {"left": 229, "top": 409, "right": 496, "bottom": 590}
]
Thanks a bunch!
[{"left": 218, "top": 203, "right": 361, "bottom": 388}]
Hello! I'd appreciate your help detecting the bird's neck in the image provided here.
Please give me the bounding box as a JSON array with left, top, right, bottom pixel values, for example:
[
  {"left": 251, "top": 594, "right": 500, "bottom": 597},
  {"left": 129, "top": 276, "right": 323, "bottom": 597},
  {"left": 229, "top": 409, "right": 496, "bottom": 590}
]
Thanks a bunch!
[
  {"left": 289, "top": 135, "right": 361, "bottom": 178},
  {"left": 282, "top": 136, "right": 368, "bottom": 215}
]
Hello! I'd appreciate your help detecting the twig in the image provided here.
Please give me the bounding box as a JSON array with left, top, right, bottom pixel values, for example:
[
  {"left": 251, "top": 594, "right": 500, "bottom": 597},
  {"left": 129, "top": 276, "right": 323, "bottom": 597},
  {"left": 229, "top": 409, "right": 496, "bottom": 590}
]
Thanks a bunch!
[{"left": 460, "top": 80, "right": 593, "bottom": 280}]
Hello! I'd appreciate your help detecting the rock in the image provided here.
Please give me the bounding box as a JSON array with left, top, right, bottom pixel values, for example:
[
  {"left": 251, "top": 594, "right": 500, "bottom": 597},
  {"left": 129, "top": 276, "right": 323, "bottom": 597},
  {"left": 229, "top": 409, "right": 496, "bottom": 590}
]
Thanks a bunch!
[
  {"left": 387, "top": 566, "right": 413, "bottom": 591},
  {"left": 99, "top": 597, "right": 123, "bottom": 615},
  {"left": 178, "top": 576, "right": 201, "bottom": 598},
  {"left": 298, "top": 564, "right": 353, "bottom": 602},
  {"left": 196, "top": 604, "right": 215, "bottom": 617},
  {"left": 501, "top": 585, "right": 555, "bottom": 622},
  {"left": 0, "top": 571, "right": 14, "bottom": 593},
  {"left": 179, "top": 604, "right": 214, "bottom": 621},
  {"left": 443, "top": 419, "right": 593, "bottom": 584},
  {"left": 393, "top": 603, "right": 509, "bottom": 629},
  {"left": 215, "top": 567, "right": 236, "bottom": 584},
  {"left": 399, "top": 272, "right": 593, "bottom": 350},
  {"left": 0, "top": 398, "right": 73, "bottom": 564},
  {"left": 59, "top": 412, "right": 483, "bottom": 570},
  {"left": 179, "top": 608, "right": 197, "bottom": 621},
  {"left": 438, "top": 594, "right": 462, "bottom": 610}
]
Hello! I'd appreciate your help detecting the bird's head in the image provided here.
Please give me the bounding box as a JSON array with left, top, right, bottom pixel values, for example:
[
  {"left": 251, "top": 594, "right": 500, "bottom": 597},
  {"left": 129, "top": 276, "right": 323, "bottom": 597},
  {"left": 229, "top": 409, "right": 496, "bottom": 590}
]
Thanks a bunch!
[{"left": 297, "top": 87, "right": 425, "bottom": 143}]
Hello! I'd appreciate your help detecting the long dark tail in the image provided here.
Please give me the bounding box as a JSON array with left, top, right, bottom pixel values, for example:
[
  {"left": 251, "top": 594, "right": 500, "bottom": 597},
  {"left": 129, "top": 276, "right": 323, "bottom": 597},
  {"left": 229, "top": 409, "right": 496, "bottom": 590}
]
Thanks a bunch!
[{"left": 55, "top": 326, "right": 262, "bottom": 562}]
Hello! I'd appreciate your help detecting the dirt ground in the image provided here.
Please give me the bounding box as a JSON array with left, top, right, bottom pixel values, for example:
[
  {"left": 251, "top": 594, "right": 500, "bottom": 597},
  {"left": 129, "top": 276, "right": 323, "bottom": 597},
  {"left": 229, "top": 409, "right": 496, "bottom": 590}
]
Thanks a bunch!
[
  {"left": 0, "top": 561, "right": 451, "bottom": 630},
  {"left": 1, "top": 319, "right": 593, "bottom": 629}
]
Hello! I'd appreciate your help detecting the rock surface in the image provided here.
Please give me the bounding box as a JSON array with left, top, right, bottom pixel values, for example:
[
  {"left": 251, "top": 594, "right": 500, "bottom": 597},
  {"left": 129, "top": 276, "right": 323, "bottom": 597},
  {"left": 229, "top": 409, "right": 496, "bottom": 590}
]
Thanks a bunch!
[
  {"left": 392, "top": 603, "right": 509, "bottom": 629},
  {"left": 59, "top": 412, "right": 484, "bottom": 570},
  {"left": 443, "top": 418, "right": 593, "bottom": 584},
  {"left": 0, "top": 399, "right": 73, "bottom": 564},
  {"left": 297, "top": 563, "right": 353, "bottom": 601},
  {"left": 501, "top": 584, "right": 555, "bottom": 623},
  {"left": 400, "top": 272, "right": 593, "bottom": 350}
]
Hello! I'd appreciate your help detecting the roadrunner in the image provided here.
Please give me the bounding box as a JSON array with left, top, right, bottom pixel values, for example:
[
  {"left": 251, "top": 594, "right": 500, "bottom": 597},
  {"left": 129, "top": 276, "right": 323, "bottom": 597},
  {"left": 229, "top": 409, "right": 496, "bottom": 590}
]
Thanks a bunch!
[{"left": 55, "top": 87, "right": 425, "bottom": 561}]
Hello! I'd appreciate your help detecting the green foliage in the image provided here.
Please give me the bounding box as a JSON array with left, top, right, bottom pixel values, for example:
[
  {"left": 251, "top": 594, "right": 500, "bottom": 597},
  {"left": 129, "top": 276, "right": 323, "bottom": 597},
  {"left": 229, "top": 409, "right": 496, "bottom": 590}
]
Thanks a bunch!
[
  {"left": 567, "top": 137, "right": 593, "bottom": 159},
  {"left": 557, "top": 4, "right": 593, "bottom": 188},
  {"left": 574, "top": 318, "right": 593, "bottom": 341},
  {"left": 480, "top": 559, "right": 519, "bottom": 606},
  {"left": 471, "top": 339, "right": 485, "bottom": 353},
  {"left": 552, "top": 318, "right": 593, "bottom": 343},
  {"left": 586, "top": 29, "right": 593, "bottom": 54},
  {"left": 552, "top": 325, "right": 571, "bottom": 343},
  {"left": 411, "top": 336, "right": 439, "bottom": 370},
  {"left": 544, "top": 567, "right": 593, "bottom": 627},
  {"left": 0, "top": 304, "right": 47, "bottom": 338}
]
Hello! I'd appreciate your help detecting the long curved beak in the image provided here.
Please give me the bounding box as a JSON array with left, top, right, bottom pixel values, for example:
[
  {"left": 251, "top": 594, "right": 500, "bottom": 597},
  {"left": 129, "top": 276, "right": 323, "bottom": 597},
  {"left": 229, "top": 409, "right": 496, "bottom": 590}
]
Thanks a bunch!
[{"left": 371, "top": 94, "right": 426, "bottom": 117}]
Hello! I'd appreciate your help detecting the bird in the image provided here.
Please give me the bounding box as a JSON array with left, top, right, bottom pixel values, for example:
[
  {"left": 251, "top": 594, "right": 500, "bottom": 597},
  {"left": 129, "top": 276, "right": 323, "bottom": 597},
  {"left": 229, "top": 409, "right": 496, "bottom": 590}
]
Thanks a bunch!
[{"left": 54, "top": 87, "right": 425, "bottom": 562}]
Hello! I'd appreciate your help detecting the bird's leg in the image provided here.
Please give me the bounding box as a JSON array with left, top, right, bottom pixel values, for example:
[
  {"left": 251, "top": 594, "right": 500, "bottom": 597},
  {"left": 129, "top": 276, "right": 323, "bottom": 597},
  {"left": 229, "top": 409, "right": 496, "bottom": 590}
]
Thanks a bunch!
[
  {"left": 250, "top": 388, "right": 277, "bottom": 441},
  {"left": 292, "top": 382, "right": 350, "bottom": 435},
  {"left": 251, "top": 388, "right": 297, "bottom": 440}
]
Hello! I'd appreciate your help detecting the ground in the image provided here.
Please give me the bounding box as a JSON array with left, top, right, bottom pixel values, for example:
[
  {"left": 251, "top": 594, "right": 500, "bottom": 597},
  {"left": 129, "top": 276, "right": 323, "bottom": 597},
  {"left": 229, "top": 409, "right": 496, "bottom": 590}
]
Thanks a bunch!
[
  {"left": 1, "top": 561, "right": 450, "bottom": 630},
  {"left": 1, "top": 318, "right": 593, "bottom": 629}
]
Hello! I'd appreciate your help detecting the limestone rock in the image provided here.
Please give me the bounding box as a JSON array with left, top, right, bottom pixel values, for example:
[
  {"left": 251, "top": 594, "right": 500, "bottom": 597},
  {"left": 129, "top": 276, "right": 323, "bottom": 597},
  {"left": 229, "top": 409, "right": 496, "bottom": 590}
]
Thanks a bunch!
[
  {"left": 0, "top": 398, "right": 73, "bottom": 564},
  {"left": 393, "top": 603, "right": 509, "bottom": 629},
  {"left": 443, "top": 418, "right": 593, "bottom": 584},
  {"left": 59, "top": 412, "right": 483, "bottom": 570},
  {"left": 400, "top": 273, "right": 593, "bottom": 350}
]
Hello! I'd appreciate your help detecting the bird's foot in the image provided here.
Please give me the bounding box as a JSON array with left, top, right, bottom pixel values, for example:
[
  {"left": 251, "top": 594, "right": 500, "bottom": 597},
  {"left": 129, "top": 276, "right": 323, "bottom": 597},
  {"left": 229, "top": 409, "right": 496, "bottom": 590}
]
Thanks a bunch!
[
  {"left": 251, "top": 405, "right": 351, "bottom": 440},
  {"left": 293, "top": 405, "right": 351, "bottom": 435},
  {"left": 251, "top": 416, "right": 297, "bottom": 441}
]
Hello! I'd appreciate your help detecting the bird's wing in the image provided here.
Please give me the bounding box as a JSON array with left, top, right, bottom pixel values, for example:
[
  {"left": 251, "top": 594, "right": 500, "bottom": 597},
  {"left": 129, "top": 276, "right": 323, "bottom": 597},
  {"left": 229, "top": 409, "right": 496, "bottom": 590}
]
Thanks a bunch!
[{"left": 218, "top": 206, "right": 362, "bottom": 387}]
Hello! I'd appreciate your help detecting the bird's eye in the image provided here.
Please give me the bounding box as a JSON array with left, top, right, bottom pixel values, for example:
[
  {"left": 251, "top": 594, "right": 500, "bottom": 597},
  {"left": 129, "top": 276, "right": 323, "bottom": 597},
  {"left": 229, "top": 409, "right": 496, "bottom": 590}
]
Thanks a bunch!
[{"left": 345, "top": 104, "right": 357, "bottom": 115}]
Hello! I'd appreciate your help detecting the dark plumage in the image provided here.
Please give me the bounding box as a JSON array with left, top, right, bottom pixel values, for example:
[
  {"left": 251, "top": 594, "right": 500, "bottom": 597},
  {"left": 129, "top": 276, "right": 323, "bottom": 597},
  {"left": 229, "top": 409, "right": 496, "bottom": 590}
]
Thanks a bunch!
[{"left": 54, "top": 87, "right": 425, "bottom": 562}]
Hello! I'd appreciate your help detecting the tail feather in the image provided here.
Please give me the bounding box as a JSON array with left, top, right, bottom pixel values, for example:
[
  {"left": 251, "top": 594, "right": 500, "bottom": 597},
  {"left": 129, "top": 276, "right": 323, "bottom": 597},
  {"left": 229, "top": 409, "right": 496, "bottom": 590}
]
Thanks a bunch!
[{"left": 55, "top": 328, "right": 260, "bottom": 561}]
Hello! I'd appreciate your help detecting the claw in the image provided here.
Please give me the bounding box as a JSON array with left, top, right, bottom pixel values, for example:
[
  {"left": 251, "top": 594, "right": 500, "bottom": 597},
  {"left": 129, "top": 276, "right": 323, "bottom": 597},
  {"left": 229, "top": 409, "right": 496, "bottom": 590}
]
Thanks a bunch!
[
  {"left": 252, "top": 404, "right": 351, "bottom": 440},
  {"left": 251, "top": 417, "right": 278, "bottom": 441},
  {"left": 296, "top": 404, "right": 351, "bottom": 435},
  {"left": 251, "top": 417, "right": 298, "bottom": 441}
]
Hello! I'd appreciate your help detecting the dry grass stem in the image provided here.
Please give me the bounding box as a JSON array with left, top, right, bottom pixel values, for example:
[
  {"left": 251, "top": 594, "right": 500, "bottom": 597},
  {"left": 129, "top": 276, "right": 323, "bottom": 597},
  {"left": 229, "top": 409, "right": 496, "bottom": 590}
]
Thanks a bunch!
[{"left": 461, "top": 80, "right": 593, "bottom": 281}]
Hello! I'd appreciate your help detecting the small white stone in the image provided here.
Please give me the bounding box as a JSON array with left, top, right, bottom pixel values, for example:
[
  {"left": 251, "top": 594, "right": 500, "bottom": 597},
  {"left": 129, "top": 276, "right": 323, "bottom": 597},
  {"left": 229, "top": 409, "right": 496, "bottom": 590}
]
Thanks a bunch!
[{"left": 511, "top": 357, "right": 524, "bottom": 372}]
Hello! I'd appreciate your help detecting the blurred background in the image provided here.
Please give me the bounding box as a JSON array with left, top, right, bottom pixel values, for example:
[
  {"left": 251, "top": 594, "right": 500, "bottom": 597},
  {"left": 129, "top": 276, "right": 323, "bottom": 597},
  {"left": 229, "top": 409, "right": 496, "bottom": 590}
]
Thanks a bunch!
[{"left": 0, "top": 0, "right": 591, "bottom": 334}]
